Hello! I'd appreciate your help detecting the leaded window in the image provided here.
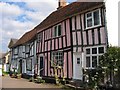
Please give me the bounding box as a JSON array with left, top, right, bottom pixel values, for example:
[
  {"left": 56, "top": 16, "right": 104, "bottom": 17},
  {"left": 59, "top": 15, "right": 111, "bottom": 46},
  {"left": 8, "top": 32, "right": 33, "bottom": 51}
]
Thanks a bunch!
[{"left": 51, "top": 51, "right": 63, "bottom": 66}]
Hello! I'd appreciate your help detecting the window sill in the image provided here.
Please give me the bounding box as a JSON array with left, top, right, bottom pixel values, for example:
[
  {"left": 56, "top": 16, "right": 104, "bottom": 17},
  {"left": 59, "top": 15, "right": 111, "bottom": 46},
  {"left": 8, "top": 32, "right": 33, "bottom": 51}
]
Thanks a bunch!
[
  {"left": 85, "top": 24, "right": 101, "bottom": 30},
  {"left": 85, "top": 67, "right": 97, "bottom": 69},
  {"left": 45, "top": 35, "right": 65, "bottom": 41}
]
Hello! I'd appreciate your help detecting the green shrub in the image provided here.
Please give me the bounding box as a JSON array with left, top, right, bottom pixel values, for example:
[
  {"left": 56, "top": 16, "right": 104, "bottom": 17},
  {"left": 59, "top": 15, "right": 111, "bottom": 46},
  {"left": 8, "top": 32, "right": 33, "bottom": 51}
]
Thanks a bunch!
[{"left": 34, "top": 76, "right": 45, "bottom": 83}]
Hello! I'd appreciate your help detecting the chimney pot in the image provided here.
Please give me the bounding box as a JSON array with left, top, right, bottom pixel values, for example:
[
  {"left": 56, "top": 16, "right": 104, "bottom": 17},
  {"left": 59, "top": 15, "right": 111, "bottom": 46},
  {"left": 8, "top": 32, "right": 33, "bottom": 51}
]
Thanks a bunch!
[{"left": 58, "top": 0, "right": 67, "bottom": 9}]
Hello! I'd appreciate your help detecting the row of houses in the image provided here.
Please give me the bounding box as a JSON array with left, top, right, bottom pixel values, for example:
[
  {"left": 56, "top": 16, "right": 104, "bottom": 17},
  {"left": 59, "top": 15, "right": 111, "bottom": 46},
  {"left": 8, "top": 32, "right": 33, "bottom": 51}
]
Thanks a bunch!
[
  {"left": 0, "top": 39, "right": 18, "bottom": 75},
  {"left": 8, "top": 0, "right": 108, "bottom": 81}
]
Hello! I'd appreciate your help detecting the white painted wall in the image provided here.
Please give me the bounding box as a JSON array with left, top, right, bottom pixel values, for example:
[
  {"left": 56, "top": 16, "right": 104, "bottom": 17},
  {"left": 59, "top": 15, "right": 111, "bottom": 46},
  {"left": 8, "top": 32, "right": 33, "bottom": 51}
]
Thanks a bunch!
[{"left": 4, "top": 64, "right": 9, "bottom": 72}]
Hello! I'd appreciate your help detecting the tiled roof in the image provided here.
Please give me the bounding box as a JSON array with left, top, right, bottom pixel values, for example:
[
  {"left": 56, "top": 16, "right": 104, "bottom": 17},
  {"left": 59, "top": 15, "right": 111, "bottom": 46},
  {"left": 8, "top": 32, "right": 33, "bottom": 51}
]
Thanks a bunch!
[
  {"left": 35, "top": 2, "right": 104, "bottom": 32},
  {"left": 13, "top": 29, "right": 37, "bottom": 47},
  {"left": 0, "top": 52, "right": 6, "bottom": 59},
  {"left": 8, "top": 38, "right": 18, "bottom": 48},
  {"left": 12, "top": 38, "right": 18, "bottom": 44},
  {"left": 12, "top": 2, "right": 104, "bottom": 47}
]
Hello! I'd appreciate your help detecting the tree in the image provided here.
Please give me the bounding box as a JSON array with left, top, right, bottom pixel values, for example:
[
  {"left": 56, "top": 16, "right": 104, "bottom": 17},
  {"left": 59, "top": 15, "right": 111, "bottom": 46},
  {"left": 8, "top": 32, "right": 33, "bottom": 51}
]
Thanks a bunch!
[{"left": 99, "top": 46, "right": 120, "bottom": 87}]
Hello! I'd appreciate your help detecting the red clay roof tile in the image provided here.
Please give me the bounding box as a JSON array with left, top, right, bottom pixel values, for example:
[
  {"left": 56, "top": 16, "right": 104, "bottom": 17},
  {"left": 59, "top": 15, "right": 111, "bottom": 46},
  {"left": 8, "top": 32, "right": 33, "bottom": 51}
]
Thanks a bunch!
[
  {"left": 35, "top": 2, "right": 104, "bottom": 32},
  {"left": 12, "top": 2, "right": 104, "bottom": 47}
]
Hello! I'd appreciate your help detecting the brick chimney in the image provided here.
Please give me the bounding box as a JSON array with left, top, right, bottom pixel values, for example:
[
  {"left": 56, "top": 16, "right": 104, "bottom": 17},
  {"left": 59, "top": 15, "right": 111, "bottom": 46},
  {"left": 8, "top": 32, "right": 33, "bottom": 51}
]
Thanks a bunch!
[{"left": 57, "top": 0, "right": 67, "bottom": 9}]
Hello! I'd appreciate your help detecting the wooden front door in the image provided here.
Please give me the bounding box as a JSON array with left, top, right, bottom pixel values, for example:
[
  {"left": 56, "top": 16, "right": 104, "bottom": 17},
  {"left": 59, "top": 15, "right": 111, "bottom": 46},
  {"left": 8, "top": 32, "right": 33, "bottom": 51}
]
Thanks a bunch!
[{"left": 73, "top": 53, "right": 83, "bottom": 80}]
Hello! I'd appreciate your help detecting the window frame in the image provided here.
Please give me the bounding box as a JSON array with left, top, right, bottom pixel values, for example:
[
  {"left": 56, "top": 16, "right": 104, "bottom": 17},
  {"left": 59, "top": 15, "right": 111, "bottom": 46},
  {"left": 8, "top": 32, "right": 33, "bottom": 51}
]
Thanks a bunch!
[
  {"left": 85, "top": 46, "right": 105, "bottom": 69},
  {"left": 85, "top": 9, "right": 101, "bottom": 29},
  {"left": 53, "top": 24, "right": 62, "bottom": 37},
  {"left": 51, "top": 51, "right": 63, "bottom": 67},
  {"left": 26, "top": 59, "right": 32, "bottom": 71}
]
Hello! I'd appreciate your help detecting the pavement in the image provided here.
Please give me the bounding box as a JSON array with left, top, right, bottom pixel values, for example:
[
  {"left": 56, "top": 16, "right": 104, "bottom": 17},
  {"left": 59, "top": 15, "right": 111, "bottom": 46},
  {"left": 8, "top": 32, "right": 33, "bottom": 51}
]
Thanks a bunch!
[{"left": 1, "top": 75, "right": 63, "bottom": 89}]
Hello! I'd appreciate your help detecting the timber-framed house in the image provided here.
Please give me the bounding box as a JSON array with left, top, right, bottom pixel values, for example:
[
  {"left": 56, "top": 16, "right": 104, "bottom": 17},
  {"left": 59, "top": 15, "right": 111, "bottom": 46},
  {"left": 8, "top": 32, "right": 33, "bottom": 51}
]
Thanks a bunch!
[{"left": 35, "top": 1, "right": 108, "bottom": 81}]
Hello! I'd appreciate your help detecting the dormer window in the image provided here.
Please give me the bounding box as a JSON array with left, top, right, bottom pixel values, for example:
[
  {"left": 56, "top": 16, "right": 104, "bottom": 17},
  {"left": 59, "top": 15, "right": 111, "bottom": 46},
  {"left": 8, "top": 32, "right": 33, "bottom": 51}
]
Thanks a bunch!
[
  {"left": 86, "top": 9, "right": 101, "bottom": 29},
  {"left": 54, "top": 24, "right": 61, "bottom": 37}
]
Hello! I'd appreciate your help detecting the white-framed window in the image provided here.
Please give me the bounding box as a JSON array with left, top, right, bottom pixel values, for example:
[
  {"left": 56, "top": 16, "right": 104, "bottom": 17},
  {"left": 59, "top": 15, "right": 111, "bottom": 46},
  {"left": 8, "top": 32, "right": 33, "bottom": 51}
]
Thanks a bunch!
[
  {"left": 85, "top": 9, "right": 101, "bottom": 29},
  {"left": 14, "top": 48, "right": 18, "bottom": 54},
  {"left": 85, "top": 46, "right": 105, "bottom": 69},
  {"left": 51, "top": 51, "right": 63, "bottom": 66},
  {"left": 53, "top": 24, "right": 62, "bottom": 37}
]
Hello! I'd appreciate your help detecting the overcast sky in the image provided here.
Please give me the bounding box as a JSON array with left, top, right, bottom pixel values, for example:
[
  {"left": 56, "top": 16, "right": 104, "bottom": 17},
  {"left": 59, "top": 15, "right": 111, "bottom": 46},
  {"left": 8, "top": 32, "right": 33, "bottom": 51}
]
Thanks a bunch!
[{"left": 0, "top": 0, "right": 119, "bottom": 53}]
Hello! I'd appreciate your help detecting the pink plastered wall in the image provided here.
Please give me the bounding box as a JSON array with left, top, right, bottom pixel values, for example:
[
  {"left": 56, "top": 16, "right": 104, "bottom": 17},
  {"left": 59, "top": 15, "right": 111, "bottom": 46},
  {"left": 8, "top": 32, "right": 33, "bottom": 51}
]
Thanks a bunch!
[
  {"left": 72, "top": 32, "right": 76, "bottom": 45},
  {"left": 81, "top": 14, "right": 85, "bottom": 30},
  {"left": 48, "top": 52, "right": 50, "bottom": 76},
  {"left": 88, "top": 30, "right": 92, "bottom": 45},
  {"left": 59, "top": 38, "right": 62, "bottom": 49},
  {"left": 100, "top": 27, "right": 106, "bottom": 44},
  {"left": 66, "top": 19, "right": 71, "bottom": 46},
  {"left": 48, "top": 41, "right": 51, "bottom": 51},
  {"left": 78, "top": 47, "right": 82, "bottom": 52},
  {"left": 83, "top": 32, "right": 87, "bottom": 45},
  {"left": 52, "top": 40, "right": 54, "bottom": 50},
  {"left": 77, "top": 31, "right": 82, "bottom": 45},
  {"left": 42, "top": 32, "right": 45, "bottom": 52},
  {"left": 76, "top": 15, "right": 81, "bottom": 30},
  {"left": 94, "top": 29, "right": 99, "bottom": 44},
  {"left": 63, "top": 36, "right": 66, "bottom": 47},
  {"left": 63, "top": 52, "right": 67, "bottom": 78},
  {"left": 68, "top": 52, "right": 72, "bottom": 78},
  {"left": 44, "top": 53, "right": 47, "bottom": 76},
  {"left": 55, "top": 39, "right": 58, "bottom": 49},
  {"left": 62, "top": 22, "right": 65, "bottom": 35},
  {"left": 72, "top": 17, "right": 75, "bottom": 30}
]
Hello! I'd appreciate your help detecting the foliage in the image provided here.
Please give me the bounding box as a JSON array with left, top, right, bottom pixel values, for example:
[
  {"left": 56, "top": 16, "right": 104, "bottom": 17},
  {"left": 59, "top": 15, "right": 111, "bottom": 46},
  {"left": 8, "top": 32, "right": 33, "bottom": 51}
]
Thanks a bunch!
[
  {"left": 2, "top": 69, "right": 9, "bottom": 76},
  {"left": 83, "top": 46, "right": 120, "bottom": 89},
  {"left": 17, "top": 63, "right": 21, "bottom": 74},
  {"left": 29, "top": 77, "right": 34, "bottom": 82},
  {"left": 99, "top": 46, "right": 120, "bottom": 87},
  {"left": 34, "top": 76, "right": 45, "bottom": 83},
  {"left": 50, "top": 59, "right": 66, "bottom": 85}
]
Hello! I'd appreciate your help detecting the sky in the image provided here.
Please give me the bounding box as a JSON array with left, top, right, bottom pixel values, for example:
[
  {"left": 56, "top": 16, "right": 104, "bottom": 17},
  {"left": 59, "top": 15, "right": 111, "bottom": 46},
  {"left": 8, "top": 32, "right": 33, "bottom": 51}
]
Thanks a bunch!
[{"left": 0, "top": 0, "right": 119, "bottom": 53}]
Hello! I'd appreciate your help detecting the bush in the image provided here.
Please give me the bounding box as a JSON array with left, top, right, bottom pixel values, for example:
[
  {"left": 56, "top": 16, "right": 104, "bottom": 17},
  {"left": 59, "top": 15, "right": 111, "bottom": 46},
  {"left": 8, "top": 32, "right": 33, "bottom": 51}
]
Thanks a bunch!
[
  {"left": 29, "top": 77, "right": 34, "bottom": 82},
  {"left": 34, "top": 76, "right": 45, "bottom": 83}
]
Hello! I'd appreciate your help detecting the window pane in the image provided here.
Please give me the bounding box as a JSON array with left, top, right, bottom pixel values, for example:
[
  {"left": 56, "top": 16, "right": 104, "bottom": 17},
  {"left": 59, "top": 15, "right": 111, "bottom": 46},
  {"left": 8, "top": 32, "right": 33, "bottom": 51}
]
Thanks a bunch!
[
  {"left": 86, "top": 49, "right": 90, "bottom": 54},
  {"left": 51, "top": 52, "right": 63, "bottom": 66},
  {"left": 94, "top": 10, "right": 100, "bottom": 25},
  {"left": 98, "top": 47, "right": 104, "bottom": 54},
  {"left": 86, "top": 57, "right": 90, "bottom": 67},
  {"left": 92, "top": 56, "right": 97, "bottom": 68},
  {"left": 92, "top": 48, "right": 97, "bottom": 54},
  {"left": 77, "top": 58, "right": 80, "bottom": 64},
  {"left": 87, "top": 13, "right": 92, "bottom": 18},
  {"left": 87, "top": 18, "right": 92, "bottom": 27},
  {"left": 58, "top": 25, "right": 61, "bottom": 36},
  {"left": 54, "top": 26, "right": 57, "bottom": 37}
]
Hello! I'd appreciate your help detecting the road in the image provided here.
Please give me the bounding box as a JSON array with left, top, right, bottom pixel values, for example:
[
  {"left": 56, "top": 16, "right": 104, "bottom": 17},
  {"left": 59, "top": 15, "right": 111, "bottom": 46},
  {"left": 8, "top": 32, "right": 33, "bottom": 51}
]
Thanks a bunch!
[{"left": 1, "top": 75, "right": 63, "bottom": 89}]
